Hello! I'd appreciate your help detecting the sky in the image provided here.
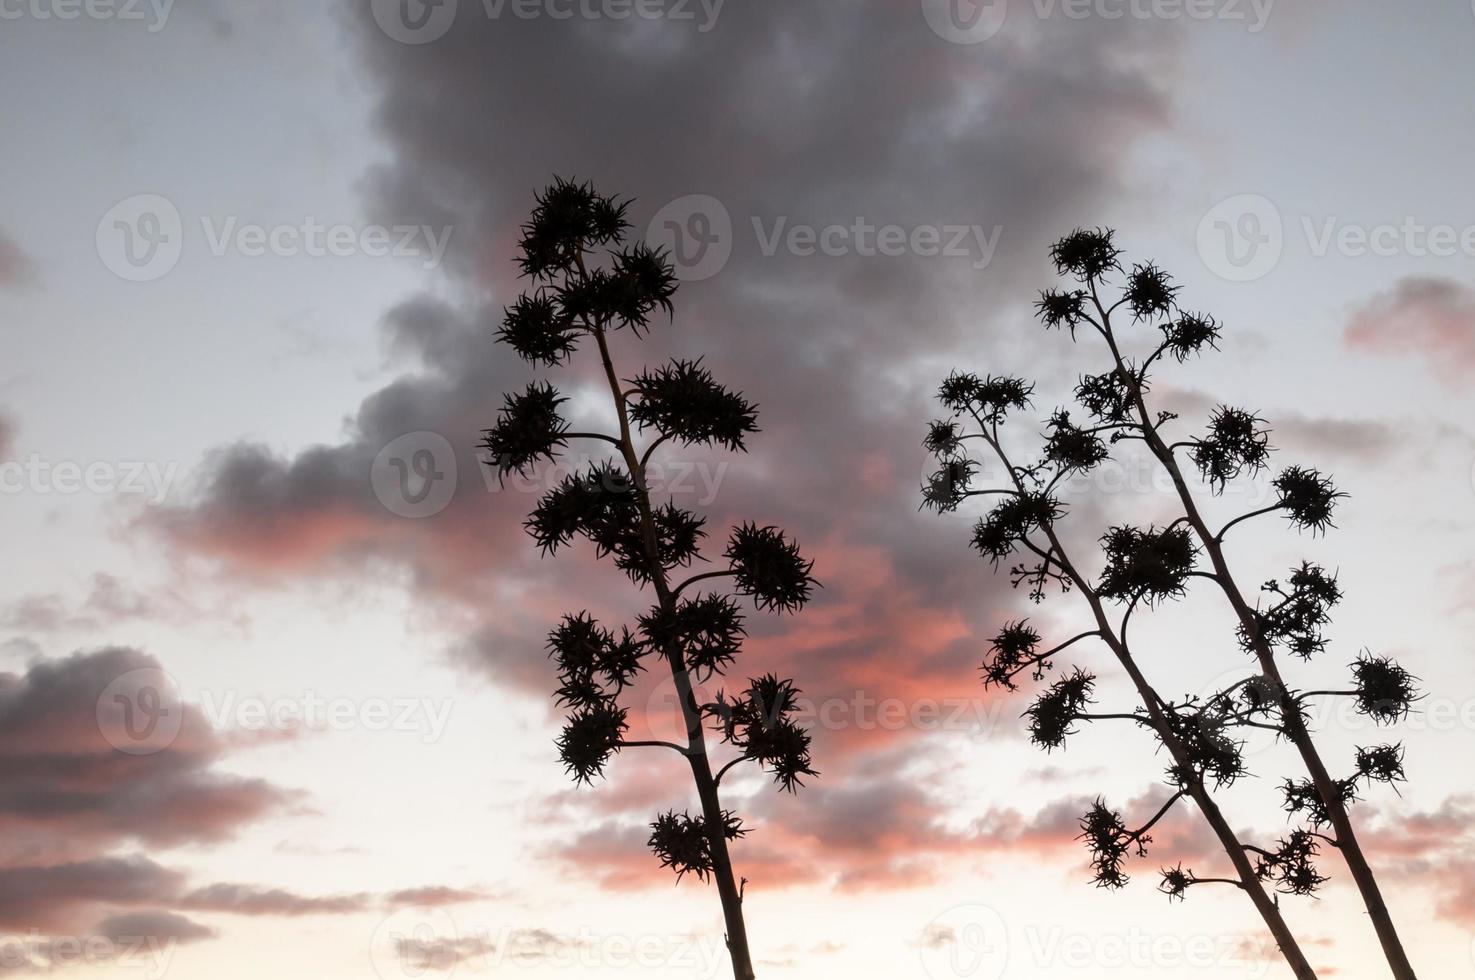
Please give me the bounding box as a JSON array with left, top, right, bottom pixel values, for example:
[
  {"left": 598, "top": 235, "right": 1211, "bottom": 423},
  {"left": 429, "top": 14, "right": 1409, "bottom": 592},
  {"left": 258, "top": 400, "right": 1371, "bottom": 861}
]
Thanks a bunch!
[{"left": 2, "top": 0, "right": 1474, "bottom": 977}]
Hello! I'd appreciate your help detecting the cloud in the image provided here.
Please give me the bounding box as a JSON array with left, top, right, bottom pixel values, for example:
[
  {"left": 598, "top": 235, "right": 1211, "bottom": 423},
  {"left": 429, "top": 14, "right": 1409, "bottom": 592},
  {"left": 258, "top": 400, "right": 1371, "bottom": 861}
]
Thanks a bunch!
[
  {"left": 1270, "top": 412, "right": 1399, "bottom": 463},
  {"left": 0, "top": 574, "right": 198, "bottom": 634},
  {"left": 0, "top": 647, "right": 500, "bottom": 948},
  {"left": 395, "top": 935, "right": 498, "bottom": 972},
  {"left": 384, "top": 886, "right": 489, "bottom": 908},
  {"left": 548, "top": 756, "right": 1208, "bottom": 894},
  {"left": 150, "top": 0, "right": 1184, "bottom": 668},
  {"left": 178, "top": 883, "right": 370, "bottom": 917},
  {"left": 93, "top": 909, "right": 217, "bottom": 944},
  {"left": 1158, "top": 388, "right": 1402, "bottom": 464},
  {"left": 0, "top": 230, "right": 37, "bottom": 289},
  {"left": 1357, "top": 794, "right": 1475, "bottom": 928},
  {"left": 1345, "top": 277, "right": 1475, "bottom": 384},
  {"left": 142, "top": 0, "right": 1193, "bottom": 898},
  {"left": 0, "top": 856, "right": 184, "bottom": 931},
  {"left": 0, "top": 648, "right": 291, "bottom": 858},
  {"left": 392, "top": 928, "right": 586, "bottom": 973}
]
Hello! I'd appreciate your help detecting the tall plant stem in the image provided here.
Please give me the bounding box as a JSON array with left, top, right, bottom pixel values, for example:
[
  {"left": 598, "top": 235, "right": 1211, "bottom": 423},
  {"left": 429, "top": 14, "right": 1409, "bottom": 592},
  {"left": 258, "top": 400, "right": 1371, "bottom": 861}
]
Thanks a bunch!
[
  {"left": 1090, "top": 291, "right": 1415, "bottom": 980},
  {"left": 582, "top": 276, "right": 756, "bottom": 979},
  {"left": 979, "top": 424, "right": 1320, "bottom": 980}
]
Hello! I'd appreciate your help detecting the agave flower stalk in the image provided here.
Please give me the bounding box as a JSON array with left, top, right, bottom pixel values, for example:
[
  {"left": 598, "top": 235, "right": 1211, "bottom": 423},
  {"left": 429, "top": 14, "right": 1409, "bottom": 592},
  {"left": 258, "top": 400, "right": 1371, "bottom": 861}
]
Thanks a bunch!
[
  {"left": 1031, "top": 228, "right": 1417, "bottom": 979},
  {"left": 925, "top": 377, "right": 1319, "bottom": 979},
  {"left": 482, "top": 180, "right": 819, "bottom": 980}
]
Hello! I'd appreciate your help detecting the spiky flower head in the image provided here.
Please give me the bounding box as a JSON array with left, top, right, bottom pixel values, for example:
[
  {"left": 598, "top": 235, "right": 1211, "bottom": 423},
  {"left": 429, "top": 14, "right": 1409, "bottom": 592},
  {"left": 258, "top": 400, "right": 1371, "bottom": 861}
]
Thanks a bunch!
[
  {"left": 1044, "top": 410, "right": 1109, "bottom": 475},
  {"left": 1273, "top": 466, "right": 1345, "bottom": 535},
  {"left": 557, "top": 701, "right": 628, "bottom": 785},
  {"left": 1049, "top": 228, "right": 1121, "bottom": 282},
  {"left": 628, "top": 358, "right": 758, "bottom": 451},
  {"left": 1168, "top": 709, "right": 1247, "bottom": 789},
  {"left": 557, "top": 244, "right": 679, "bottom": 334},
  {"left": 1124, "top": 262, "right": 1179, "bottom": 320},
  {"left": 1074, "top": 370, "right": 1135, "bottom": 424},
  {"left": 725, "top": 523, "right": 817, "bottom": 614},
  {"left": 1159, "top": 864, "right": 1193, "bottom": 902},
  {"left": 1096, "top": 525, "right": 1197, "bottom": 604},
  {"left": 708, "top": 673, "right": 817, "bottom": 793},
  {"left": 1253, "top": 830, "right": 1327, "bottom": 897},
  {"left": 1079, "top": 799, "right": 1135, "bottom": 889},
  {"left": 971, "top": 493, "right": 1062, "bottom": 567},
  {"left": 938, "top": 372, "right": 1033, "bottom": 422},
  {"left": 547, "top": 612, "right": 645, "bottom": 709},
  {"left": 1250, "top": 563, "right": 1341, "bottom": 661},
  {"left": 497, "top": 291, "right": 580, "bottom": 365},
  {"left": 647, "top": 809, "right": 746, "bottom": 883},
  {"left": 517, "top": 177, "right": 629, "bottom": 280},
  {"left": 1281, "top": 776, "right": 1357, "bottom": 828},
  {"left": 1025, "top": 669, "right": 1096, "bottom": 750},
  {"left": 1351, "top": 654, "right": 1419, "bottom": 723},
  {"left": 638, "top": 594, "right": 745, "bottom": 680},
  {"left": 921, "top": 457, "right": 977, "bottom": 514},
  {"left": 1035, "top": 288, "right": 1089, "bottom": 333},
  {"left": 1354, "top": 743, "right": 1407, "bottom": 784},
  {"left": 981, "top": 620, "right": 1043, "bottom": 691},
  {"left": 924, "top": 419, "right": 963, "bottom": 458},
  {"left": 1159, "top": 312, "right": 1221, "bottom": 362},
  {"left": 479, "top": 381, "right": 569, "bottom": 482},
  {"left": 1190, "top": 406, "right": 1270, "bottom": 492},
  {"left": 524, "top": 461, "right": 637, "bottom": 556}
]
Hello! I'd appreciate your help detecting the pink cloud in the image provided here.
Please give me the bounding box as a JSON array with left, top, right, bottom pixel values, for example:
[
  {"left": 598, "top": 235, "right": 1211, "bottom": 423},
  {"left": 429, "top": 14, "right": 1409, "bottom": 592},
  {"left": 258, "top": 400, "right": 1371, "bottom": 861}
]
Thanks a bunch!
[
  {"left": 0, "top": 230, "right": 36, "bottom": 289},
  {"left": 1345, "top": 277, "right": 1475, "bottom": 384}
]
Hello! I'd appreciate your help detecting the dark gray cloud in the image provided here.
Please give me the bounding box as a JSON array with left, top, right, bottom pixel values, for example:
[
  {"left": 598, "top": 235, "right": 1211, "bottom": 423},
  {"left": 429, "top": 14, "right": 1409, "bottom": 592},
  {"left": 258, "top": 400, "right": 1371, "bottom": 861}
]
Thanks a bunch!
[
  {"left": 0, "top": 648, "right": 290, "bottom": 858},
  {"left": 94, "top": 909, "right": 217, "bottom": 944},
  {"left": 0, "top": 856, "right": 183, "bottom": 931},
  {"left": 179, "top": 883, "right": 371, "bottom": 917},
  {"left": 153, "top": 1, "right": 1187, "bottom": 698},
  {"left": 142, "top": 0, "right": 1198, "bottom": 905},
  {"left": 0, "top": 648, "right": 491, "bottom": 943}
]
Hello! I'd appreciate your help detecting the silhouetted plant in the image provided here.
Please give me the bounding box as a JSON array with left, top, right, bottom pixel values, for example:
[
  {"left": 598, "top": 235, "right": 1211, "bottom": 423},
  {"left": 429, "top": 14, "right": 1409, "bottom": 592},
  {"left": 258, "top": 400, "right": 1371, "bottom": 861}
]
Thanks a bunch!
[
  {"left": 483, "top": 180, "right": 818, "bottom": 980},
  {"left": 923, "top": 229, "right": 1425, "bottom": 980}
]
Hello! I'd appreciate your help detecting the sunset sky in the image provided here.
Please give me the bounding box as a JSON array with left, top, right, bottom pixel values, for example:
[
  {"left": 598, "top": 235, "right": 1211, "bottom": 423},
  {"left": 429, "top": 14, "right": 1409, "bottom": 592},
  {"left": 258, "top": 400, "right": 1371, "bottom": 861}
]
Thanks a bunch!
[{"left": 3, "top": 1, "right": 1475, "bottom": 977}]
